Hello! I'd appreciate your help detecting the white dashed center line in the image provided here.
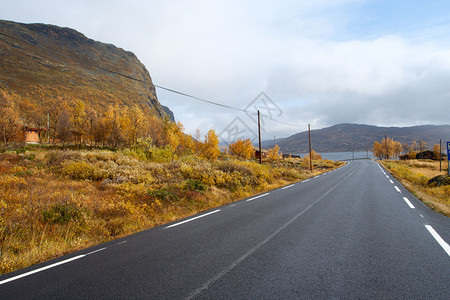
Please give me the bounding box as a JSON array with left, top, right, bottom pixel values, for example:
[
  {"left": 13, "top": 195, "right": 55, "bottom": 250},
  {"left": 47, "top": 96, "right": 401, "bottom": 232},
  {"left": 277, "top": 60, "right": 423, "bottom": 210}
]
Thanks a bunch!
[{"left": 402, "top": 197, "right": 415, "bottom": 209}]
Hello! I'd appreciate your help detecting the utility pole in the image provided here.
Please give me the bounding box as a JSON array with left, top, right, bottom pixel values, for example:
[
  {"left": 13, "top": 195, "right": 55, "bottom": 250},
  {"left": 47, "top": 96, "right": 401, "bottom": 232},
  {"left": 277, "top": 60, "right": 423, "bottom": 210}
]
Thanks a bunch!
[
  {"left": 308, "top": 124, "right": 312, "bottom": 172},
  {"left": 440, "top": 139, "right": 442, "bottom": 172},
  {"left": 258, "top": 110, "right": 262, "bottom": 164}
]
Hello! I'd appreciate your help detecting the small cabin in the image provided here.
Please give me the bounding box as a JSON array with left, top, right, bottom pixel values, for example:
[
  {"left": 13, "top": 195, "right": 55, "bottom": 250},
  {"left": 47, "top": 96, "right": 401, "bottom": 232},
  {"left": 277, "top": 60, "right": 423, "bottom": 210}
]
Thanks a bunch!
[{"left": 24, "top": 127, "right": 48, "bottom": 144}]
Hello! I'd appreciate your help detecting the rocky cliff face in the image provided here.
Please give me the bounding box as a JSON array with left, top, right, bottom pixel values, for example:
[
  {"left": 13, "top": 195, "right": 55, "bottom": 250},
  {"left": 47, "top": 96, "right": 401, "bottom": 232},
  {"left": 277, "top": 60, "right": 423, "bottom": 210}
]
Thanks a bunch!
[{"left": 0, "top": 19, "right": 173, "bottom": 121}]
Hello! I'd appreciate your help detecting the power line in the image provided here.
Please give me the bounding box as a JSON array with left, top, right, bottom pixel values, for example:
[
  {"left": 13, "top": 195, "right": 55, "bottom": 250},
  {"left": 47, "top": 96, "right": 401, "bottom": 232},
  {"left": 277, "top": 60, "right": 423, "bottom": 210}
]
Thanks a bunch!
[
  {"left": 154, "top": 85, "right": 246, "bottom": 112},
  {"left": 0, "top": 29, "right": 303, "bottom": 128}
]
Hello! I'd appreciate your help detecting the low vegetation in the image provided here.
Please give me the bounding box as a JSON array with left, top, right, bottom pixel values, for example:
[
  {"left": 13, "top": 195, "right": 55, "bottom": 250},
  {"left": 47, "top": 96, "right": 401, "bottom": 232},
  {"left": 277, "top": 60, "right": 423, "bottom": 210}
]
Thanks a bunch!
[
  {"left": 381, "top": 160, "right": 449, "bottom": 216},
  {"left": 0, "top": 145, "right": 342, "bottom": 275}
]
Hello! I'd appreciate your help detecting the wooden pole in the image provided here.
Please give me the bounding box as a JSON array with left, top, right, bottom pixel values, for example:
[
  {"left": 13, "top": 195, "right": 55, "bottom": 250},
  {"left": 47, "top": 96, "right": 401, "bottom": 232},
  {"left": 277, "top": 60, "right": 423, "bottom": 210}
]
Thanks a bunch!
[
  {"left": 258, "top": 110, "right": 262, "bottom": 164},
  {"left": 309, "top": 124, "right": 312, "bottom": 172},
  {"left": 439, "top": 139, "right": 442, "bottom": 172}
]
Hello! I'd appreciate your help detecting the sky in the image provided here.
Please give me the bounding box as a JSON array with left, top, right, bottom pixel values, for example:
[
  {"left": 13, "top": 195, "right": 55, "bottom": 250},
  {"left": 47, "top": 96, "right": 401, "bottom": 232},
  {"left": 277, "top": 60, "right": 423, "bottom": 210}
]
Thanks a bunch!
[{"left": 1, "top": 0, "right": 450, "bottom": 143}]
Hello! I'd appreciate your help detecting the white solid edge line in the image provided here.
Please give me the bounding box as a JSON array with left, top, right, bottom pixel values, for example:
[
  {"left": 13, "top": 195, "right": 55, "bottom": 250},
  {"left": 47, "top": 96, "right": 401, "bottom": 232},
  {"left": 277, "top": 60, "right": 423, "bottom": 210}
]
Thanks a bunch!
[
  {"left": 402, "top": 197, "right": 415, "bottom": 209},
  {"left": 0, "top": 255, "right": 85, "bottom": 285},
  {"left": 425, "top": 225, "right": 450, "bottom": 257},
  {"left": 303, "top": 179, "right": 310, "bottom": 182},
  {"left": 394, "top": 186, "right": 401, "bottom": 193},
  {"left": 281, "top": 184, "right": 294, "bottom": 190},
  {"left": 86, "top": 247, "right": 107, "bottom": 256},
  {"left": 246, "top": 193, "right": 270, "bottom": 202},
  {"left": 165, "top": 209, "right": 221, "bottom": 229}
]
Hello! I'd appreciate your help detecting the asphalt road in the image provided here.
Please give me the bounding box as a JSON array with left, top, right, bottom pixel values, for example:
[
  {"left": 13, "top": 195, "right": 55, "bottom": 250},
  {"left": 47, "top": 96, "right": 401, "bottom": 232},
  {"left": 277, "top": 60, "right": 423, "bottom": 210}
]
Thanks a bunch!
[{"left": 1, "top": 160, "right": 449, "bottom": 299}]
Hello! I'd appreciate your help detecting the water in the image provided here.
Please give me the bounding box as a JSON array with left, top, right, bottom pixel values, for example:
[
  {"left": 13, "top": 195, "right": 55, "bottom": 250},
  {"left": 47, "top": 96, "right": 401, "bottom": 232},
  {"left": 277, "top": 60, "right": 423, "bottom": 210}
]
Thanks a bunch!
[{"left": 297, "top": 151, "right": 375, "bottom": 161}]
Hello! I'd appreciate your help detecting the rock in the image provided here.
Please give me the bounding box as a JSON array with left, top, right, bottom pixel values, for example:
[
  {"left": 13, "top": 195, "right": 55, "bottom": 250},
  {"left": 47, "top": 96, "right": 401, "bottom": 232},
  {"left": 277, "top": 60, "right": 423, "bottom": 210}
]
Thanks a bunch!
[{"left": 428, "top": 175, "right": 450, "bottom": 187}]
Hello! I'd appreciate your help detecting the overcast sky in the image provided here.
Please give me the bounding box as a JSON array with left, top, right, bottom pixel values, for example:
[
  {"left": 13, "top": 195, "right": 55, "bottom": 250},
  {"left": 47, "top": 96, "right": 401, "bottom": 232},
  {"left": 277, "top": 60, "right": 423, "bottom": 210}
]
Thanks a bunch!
[{"left": 2, "top": 0, "right": 450, "bottom": 142}]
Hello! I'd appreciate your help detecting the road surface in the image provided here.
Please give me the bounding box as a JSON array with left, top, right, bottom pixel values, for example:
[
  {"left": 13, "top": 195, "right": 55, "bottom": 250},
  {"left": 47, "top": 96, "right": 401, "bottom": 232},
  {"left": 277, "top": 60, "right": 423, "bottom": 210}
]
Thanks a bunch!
[{"left": 1, "top": 160, "right": 449, "bottom": 299}]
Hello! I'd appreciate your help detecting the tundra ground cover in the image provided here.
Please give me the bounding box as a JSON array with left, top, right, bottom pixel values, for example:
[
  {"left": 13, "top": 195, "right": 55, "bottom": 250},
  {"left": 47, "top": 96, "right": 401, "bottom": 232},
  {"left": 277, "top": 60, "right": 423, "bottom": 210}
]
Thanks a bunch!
[{"left": 0, "top": 147, "right": 342, "bottom": 274}]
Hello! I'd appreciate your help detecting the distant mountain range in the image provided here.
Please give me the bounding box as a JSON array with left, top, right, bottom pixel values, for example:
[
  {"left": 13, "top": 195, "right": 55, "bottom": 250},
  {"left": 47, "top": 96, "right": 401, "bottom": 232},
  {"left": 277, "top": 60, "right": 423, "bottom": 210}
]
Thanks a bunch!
[{"left": 265, "top": 124, "right": 450, "bottom": 154}]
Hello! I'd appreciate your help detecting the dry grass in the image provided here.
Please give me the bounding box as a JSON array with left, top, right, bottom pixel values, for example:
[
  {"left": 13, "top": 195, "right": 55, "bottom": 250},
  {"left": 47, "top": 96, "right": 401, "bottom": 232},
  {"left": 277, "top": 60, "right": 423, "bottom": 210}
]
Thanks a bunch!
[
  {"left": 381, "top": 160, "right": 449, "bottom": 217},
  {"left": 0, "top": 148, "right": 342, "bottom": 275}
]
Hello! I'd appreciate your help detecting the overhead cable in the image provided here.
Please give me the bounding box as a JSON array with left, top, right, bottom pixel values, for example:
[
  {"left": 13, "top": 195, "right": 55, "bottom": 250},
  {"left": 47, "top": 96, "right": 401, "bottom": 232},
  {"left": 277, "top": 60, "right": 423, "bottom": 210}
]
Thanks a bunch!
[{"left": 0, "top": 29, "right": 302, "bottom": 128}]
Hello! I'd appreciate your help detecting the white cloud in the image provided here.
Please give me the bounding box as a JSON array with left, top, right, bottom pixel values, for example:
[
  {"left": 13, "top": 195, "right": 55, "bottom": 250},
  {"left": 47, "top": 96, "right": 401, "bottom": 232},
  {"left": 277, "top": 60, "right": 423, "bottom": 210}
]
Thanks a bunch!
[{"left": 1, "top": 0, "right": 450, "bottom": 140}]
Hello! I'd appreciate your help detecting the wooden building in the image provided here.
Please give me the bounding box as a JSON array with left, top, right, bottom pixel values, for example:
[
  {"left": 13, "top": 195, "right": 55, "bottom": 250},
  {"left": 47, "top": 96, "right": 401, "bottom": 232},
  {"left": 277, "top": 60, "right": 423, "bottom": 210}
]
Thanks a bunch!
[{"left": 24, "top": 127, "right": 48, "bottom": 144}]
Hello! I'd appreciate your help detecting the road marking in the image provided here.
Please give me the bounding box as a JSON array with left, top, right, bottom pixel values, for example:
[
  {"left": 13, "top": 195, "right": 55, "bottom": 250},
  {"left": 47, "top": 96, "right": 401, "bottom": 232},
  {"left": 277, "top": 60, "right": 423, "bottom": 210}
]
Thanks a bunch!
[
  {"left": 185, "top": 167, "right": 358, "bottom": 300},
  {"left": 164, "top": 210, "right": 221, "bottom": 229},
  {"left": 386, "top": 175, "right": 389, "bottom": 179},
  {"left": 402, "top": 197, "right": 415, "bottom": 208},
  {"left": 0, "top": 255, "right": 85, "bottom": 285},
  {"left": 229, "top": 204, "right": 236, "bottom": 207},
  {"left": 281, "top": 184, "right": 294, "bottom": 190},
  {"left": 246, "top": 193, "right": 270, "bottom": 202},
  {"left": 389, "top": 180, "right": 394, "bottom": 184},
  {"left": 86, "top": 247, "right": 107, "bottom": 255},
  {"left": 425, "top": 225, "right": 450, "bottom": 257},
  {"left": 118, "top": 240, "right": 127, "bottom": 245},
  {"left": 420, "top": 214, "right": 424, "bottom": 218},
  {"left": 394, "top": 186, "right": 401, "bottom": 193},
  {"left": 303, "top": 179, "right": 310, "bottom": 183}
]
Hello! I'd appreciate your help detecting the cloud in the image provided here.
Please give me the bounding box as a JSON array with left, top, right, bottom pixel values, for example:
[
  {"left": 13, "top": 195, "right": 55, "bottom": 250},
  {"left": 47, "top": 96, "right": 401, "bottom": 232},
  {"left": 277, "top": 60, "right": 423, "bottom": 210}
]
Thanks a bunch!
[{"left": 1, "top": 0, "right": 450, "bottom": 140}]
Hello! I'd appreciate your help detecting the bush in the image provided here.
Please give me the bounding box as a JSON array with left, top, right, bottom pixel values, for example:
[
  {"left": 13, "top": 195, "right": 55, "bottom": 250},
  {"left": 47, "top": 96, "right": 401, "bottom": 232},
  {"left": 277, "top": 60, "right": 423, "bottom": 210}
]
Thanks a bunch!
[
  {"left": 185, "top": 178, "right": 207, "bottom": 192},
  {"left": 42, "top": 202, "right": 84, "bottom": 224},
  {"left": 149, "top": 187, "right": 179, "bottom": 203},
  {"left": 62, "top": 161, "right": 109, "bottom": 181}
]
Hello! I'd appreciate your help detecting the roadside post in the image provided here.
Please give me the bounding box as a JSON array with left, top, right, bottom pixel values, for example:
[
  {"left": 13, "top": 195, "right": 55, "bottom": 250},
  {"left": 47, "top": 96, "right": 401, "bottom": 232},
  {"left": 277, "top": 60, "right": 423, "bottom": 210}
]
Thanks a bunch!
[{"left": 447, "top": 142, "right": 450, "bottom": 175}]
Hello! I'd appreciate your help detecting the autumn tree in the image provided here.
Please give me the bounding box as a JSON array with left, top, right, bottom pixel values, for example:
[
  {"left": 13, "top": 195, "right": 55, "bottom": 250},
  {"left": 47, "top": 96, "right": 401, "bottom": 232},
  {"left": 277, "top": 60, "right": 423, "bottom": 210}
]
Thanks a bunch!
[
  {"left": 145, "top": 115, "right": 165, "bottom": 147},
  {"left": 175, "top": 123, "right": 196, "bottom": 155},
  {"left": 373, "top": 137, "right": 402, "bottom": 159},
  {"left": 229, "top": 139, "right": 254, "bottom": 159},
  {"left": 56, "top": 108, "right": 73, "bottom": 146},
  {"left": 433, "top": 144, "right": 442, "bottom": 160},
  {"left": 418, "top": 140, "right": 428, "bottom": 160},
  {"left": 71, "top": 100, "right": 87, "bottom": 144},
  {"left": 310, "top": 150, "right": 322, "bottom": 160},
  {"left": 407, "top": 141, "right": 417, "bottom": 159},
  {"left": 125, "top": 105, "right": 146, "bottom": 146},
  {"left": 18, "top": 98, "right": 36, "bottom": 127},
  {"left": 267, "top": 145, "right": 281, "bottom": 161},
  {"left": 0, "top": 91, "right": 22, "bottom": 146},
  {"left": 104, "top": 105, "right": 126, "bottom": 148},
  {"left": 199, "top": 129, "right": 220, "bottom": 159}
]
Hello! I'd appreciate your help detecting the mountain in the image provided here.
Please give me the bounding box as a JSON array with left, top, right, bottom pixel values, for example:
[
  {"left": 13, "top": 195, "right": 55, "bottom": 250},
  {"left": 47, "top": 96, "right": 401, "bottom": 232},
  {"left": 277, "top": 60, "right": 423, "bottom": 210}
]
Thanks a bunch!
[
  {"left": 0, "top": 19, "right": 173, "bottom": 120},
  {"left": 272, "top": 123, "right": 450, "bottom": 154}
]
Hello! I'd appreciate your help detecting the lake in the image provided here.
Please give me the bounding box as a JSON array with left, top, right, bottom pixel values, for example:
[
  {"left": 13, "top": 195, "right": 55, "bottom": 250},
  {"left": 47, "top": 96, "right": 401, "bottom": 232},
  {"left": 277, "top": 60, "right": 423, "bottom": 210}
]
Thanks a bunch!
[{"left": 296, "top": 151, "right": 375, "bottom": 161}]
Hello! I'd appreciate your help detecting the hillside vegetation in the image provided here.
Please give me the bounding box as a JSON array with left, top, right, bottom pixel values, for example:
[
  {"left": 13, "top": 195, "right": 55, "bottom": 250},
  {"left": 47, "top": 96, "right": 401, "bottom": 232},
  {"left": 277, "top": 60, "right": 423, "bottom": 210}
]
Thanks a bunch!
[{"left": 0, "top": 145, "right": 342, "bottom": 275}]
